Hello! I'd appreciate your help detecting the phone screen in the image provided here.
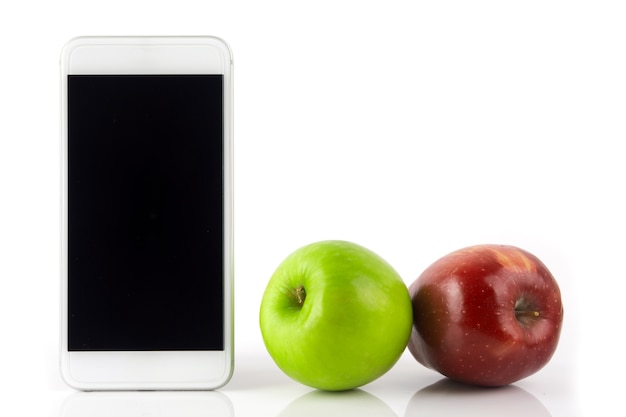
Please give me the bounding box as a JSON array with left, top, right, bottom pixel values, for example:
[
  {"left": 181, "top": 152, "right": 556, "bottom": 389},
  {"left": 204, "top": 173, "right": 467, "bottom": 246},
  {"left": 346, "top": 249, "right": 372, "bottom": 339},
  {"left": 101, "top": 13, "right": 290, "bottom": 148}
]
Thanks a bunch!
[{"left": 67, "top": 75, "right": 224, "bottom": 351}]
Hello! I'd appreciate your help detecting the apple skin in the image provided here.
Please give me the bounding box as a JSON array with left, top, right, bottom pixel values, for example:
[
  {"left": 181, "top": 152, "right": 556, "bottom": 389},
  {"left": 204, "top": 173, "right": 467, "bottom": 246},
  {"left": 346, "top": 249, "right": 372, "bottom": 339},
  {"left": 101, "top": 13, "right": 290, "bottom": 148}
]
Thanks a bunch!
[
  {"left": 408, "top": 244, "right": 563, "bottom": 387},
  {"left": 260, "top": 240, "right": 413, "bottom": 391}
]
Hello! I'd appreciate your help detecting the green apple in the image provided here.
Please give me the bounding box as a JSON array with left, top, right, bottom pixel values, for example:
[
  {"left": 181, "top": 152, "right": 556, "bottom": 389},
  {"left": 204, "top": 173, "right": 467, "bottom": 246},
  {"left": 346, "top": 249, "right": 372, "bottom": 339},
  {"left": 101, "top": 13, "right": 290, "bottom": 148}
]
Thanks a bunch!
[{"left": 259, "top": 240, "right": 413, "bottom": 391}]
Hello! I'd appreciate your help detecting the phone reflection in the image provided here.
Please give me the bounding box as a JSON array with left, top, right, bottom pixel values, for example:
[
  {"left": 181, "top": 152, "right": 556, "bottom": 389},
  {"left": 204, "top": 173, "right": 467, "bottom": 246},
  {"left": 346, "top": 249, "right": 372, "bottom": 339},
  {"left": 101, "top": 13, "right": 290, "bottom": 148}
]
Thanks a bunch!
[
  {"left": 61, "top": 390, "right": 233, "bottom": 417},
  {"left": 279, "top": 389, "right": 397, "bottom": 417},
  {"left": 405, "top": 378, "right": 551, "bottom": 417}
]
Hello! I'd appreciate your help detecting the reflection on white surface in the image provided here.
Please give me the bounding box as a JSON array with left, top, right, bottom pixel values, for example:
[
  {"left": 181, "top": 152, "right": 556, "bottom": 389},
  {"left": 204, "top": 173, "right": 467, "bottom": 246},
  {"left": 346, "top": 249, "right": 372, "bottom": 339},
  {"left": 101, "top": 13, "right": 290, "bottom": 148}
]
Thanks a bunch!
[
  {"left": 405, "top": 378, "right": 551, "bottom": 417},
  {"left": 279, "top": 389, "right": 397, "bottom": 417},
  {"left": 60, "top": 391, "right": 233, "bottom": 417}
]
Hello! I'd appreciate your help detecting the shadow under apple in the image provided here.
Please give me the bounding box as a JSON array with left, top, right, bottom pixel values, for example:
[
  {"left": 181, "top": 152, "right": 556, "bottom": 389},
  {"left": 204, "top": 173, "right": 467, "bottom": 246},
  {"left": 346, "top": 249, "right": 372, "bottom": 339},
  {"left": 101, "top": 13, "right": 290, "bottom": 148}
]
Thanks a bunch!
[
  {"left": 405, "top": 378, "right": 551, "bottom": 417},
  {"left": 279, "top": 389, "right": 397, "bottom": 417}
]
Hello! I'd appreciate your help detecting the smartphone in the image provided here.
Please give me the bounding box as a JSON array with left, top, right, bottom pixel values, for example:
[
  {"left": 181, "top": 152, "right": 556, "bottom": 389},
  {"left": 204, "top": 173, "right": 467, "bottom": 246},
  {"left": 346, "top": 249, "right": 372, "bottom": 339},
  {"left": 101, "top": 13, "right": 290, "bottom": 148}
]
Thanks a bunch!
[{"left": 60, "top": 36, "right": 233, "bottom": 390}]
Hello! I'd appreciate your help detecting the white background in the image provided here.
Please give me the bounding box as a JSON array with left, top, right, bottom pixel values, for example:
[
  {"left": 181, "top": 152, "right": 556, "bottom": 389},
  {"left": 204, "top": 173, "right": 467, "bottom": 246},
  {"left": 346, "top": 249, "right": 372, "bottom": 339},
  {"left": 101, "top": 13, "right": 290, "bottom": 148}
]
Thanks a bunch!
[{"left": 1, "top": 1, "right": 624, "bottom": 416}]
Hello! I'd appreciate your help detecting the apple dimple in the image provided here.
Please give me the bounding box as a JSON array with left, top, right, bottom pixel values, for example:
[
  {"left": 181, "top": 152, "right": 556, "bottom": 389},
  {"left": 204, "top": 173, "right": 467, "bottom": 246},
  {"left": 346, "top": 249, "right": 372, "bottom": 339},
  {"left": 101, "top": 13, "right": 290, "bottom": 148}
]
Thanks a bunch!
[{"left": 514, "top": 296, "right": 540, "bottom": 328}]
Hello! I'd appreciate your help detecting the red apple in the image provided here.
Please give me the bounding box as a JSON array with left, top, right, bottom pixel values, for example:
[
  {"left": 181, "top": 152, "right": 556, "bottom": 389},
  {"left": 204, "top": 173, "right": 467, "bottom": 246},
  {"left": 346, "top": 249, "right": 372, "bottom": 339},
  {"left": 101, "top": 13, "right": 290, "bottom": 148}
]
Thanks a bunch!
[{"left": 408, "top": 244, "right": 563, "bottom": 386}]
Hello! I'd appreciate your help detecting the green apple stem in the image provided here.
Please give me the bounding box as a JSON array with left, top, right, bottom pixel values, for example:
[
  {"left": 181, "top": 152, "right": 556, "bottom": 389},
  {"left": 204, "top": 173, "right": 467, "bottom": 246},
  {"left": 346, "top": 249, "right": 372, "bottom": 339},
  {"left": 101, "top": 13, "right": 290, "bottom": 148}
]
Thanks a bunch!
[
  {"left": 288, "top": 284, "right": 306, "bottom": 307},
  {"left": 296, "top": 285, "right": 306, "bottom": 305}
]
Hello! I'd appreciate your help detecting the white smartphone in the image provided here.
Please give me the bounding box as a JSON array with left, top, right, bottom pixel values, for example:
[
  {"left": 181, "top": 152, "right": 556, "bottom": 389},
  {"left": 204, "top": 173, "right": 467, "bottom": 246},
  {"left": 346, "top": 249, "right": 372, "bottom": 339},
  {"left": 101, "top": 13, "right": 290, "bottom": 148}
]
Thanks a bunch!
[{"left": 60, "top": 36, "right": 233, "bottom": 390}]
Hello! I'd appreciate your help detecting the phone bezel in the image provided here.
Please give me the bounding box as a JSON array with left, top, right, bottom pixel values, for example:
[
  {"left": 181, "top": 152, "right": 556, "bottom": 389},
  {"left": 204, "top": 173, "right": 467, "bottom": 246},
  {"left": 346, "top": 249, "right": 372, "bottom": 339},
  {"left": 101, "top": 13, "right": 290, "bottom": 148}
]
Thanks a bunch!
[{"left": 60, "top": 36, "right": 234, "bottom": 390}]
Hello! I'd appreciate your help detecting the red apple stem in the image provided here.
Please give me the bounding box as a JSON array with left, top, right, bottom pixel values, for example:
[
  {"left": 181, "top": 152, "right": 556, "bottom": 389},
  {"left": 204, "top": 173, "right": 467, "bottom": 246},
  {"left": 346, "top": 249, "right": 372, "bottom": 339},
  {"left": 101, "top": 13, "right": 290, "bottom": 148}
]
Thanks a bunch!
[
  {"left": 514, "top": 297, "right": 540, "bottom": 322},
  {"left": 515, "top": 310, "right": 540, "bottom": 318}
]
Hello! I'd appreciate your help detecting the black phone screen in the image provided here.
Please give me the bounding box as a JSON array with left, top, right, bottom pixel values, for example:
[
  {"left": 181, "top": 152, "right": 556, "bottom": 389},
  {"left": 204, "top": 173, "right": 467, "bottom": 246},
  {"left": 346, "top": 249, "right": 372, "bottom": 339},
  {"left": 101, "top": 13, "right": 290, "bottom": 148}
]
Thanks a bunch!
[{"left": 67, "top": 75, "right": 224, "bottom": 351}]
